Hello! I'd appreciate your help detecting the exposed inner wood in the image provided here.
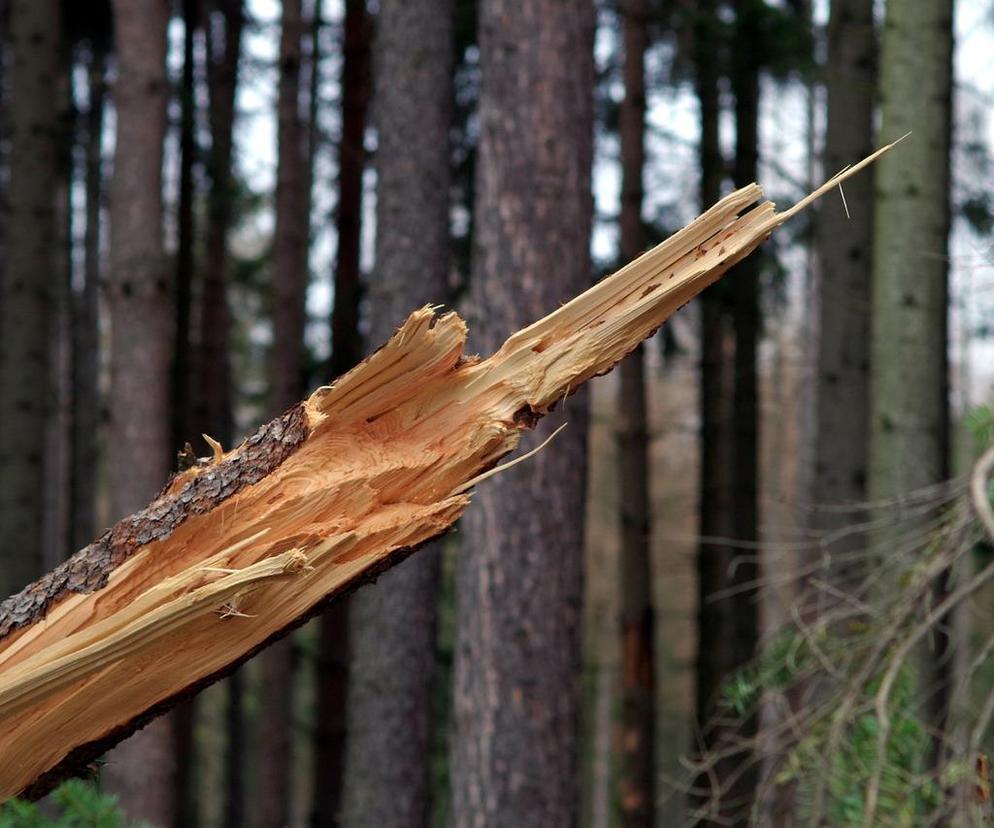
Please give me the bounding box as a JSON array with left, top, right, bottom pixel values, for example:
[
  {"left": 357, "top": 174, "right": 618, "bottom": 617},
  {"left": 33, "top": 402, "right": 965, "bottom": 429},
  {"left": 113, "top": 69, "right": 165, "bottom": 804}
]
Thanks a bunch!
[{"left": 0, "top": 144, "right": 894, "bottom": 799}]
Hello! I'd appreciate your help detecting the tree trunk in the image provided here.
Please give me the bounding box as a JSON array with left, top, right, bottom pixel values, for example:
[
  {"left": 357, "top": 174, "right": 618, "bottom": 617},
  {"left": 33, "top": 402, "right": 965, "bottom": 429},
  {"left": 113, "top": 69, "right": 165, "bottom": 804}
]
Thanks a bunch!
[
  {"left": 101, "top": 0, "right": 176, "bottom": 823},
  {"left": 0, "top": 156, "right": 888, "bottom": 803},
  {"left": 0, "top": 0, "right": 62, "bottom": 599},
  {"left": 449, "top": 1, "right": 595, "bottom": 825},
  {"left": 340, "top": 1, "right": 451, "bottom": 825},
  {"left": 868, "top": 0, "right": 953, "bottom": 776},
  {"left": 313, "top": 3, "right": 371, "bottom": 824},
  {"left": 71, "top": 48, "right": 105, "bottom": 556},
  {"left": 259, "top": 0, "right": 310, "bottom": 824},
  {"left": 202, "top": 2, "right": 244, "bottom": 823},
  {"left": 693, "top": 0, "right": 738, "bottom": 818},
  {"left": 813, "top": 0, "right": 875, "bottom": 582},
  {"left": 616, "top": 1, "right": 654, "bottom": 825}
]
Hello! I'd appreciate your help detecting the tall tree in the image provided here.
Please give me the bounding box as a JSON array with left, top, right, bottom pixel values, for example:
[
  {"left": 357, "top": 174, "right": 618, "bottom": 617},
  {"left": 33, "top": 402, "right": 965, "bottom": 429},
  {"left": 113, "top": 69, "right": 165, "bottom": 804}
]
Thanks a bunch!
[
  {"left": 449, "top": 0, "right": 595, "bottom": 824},
  {"left": 813, "top": 0, "right": 875, "bottom": 578},
  {"left": 615, "top": 1, "right": 654, "bottom": 825},
  {"left": 692, "top": 0, "right": 738, "bottom": 813},
  {"left": 0, "top": 0, "right": 63, "bottom": 598},
  {"left": 868, "top": 0, "right": 953, "bottom": 762},
  {"left": 70, "top": 38, "right": 108, "bottom": 555},
  {"left": 200, "top": 1, "right": 244, "bottom": 823},
  {"left": 101, "top": 0, "right": 176, "bottom": 823},
  {"left": 314, "top": 1, "right": 372, "bottom": 823},
  {"left": 259, "top": 0, "right": 310, "bottom": 824},
  {"left": 340, "top": 0, "right": 452, "bottom": 825}
]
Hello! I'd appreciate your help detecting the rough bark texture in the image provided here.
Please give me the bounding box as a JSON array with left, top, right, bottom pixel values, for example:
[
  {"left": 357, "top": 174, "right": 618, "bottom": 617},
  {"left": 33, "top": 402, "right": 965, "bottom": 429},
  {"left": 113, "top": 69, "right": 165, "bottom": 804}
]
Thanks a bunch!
[
  {"left": 340, "top": 1, "right": 452, "bottom": 825},
  {"left": 102, "top": 0, "right": 176, "bottom": 821},
  {"left": 202, "top": 2, "right": 244, "bottom": 823},
  {"left": 313, "top": 3, "right": 372, "bottom": 824},
  {"left": 450, "top": 1, "right": 595, "bottom": 825},
  {"left": 70, "top": 49, "right": 105, "bottom": 555},
  {"left": 868, "top": 0, "right": 953, "bottom": 772},
  {"left": 616, "top": 1, "right": 654, "bottom": 825},
  {"left": 0, "top": 0, "right": 62, "bottom": 600},
  {"left": 813, "top": 0, "right": 875, "bottom": 582},
  {"left": 258, "top": 2, "right": 310, "bottom": 825}
]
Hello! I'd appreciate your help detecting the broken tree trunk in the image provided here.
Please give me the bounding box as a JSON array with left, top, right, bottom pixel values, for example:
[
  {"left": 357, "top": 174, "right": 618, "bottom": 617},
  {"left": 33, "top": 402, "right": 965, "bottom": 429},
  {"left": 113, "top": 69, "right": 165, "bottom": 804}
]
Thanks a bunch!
[{"left": 0, "top": 147, "right": 893, "bottom": 801}]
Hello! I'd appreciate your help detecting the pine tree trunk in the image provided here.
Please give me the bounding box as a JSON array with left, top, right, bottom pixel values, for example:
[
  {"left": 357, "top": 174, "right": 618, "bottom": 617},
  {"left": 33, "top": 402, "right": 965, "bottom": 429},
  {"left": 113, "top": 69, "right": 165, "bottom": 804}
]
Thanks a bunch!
[
  {"left": 693, "top": 0, "right": 738, "bottom": 814},
  {"left": 70, "top": 48, "right": 105, "bottom": 555},
  {"left": 259, "top": 0, "right": 309, "bottom": 824},
  {"left": 340, "top": 1, "right": 451, "bottom": 825},
  {"left": 450, "top": 1, "right": 595, "bottom": 824},
  {"left": 813, "top": 0, "right": 875, "bottom": 581},
  {"left": 313, "top": 4, "right": 371, "bottom": 824},
  {"left": 616, "top": 1, "right": 654, "bottom": 825},
  {"left": 202, "top": 3, "right": 244, "bottom": 823},
  {"left": 102, "top": 0, "right": 177, "bottom": 823},
  {"left": 868, "top": 0, "right": 953, "bottom": 775},
  {"left": 0, "top": 0, "right": 62, "bottom": 600}
]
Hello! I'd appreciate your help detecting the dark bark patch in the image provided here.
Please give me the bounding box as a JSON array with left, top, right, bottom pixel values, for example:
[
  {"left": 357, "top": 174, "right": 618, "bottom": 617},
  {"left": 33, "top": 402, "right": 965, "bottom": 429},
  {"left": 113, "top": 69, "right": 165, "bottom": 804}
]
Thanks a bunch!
[{"left": 0, "top": 404, "right": 310, "bottom": 640}]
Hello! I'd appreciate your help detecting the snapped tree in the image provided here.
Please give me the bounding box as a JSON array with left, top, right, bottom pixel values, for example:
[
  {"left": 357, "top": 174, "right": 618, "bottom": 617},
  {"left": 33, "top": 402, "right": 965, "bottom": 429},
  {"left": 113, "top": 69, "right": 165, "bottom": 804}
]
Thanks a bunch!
[{"left": 0, "top": 146, "right": 895, "bottom": 801}]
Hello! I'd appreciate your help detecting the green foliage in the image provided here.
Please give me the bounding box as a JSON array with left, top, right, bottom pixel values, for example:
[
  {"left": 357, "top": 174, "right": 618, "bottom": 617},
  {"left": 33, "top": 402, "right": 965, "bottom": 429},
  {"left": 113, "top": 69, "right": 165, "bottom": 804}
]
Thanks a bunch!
[
  {"left": 720, "top": 633, "right": 942, "bottom": 826},
  {"left": 0, "top": 781, "right": 134, "bottom": 828}
]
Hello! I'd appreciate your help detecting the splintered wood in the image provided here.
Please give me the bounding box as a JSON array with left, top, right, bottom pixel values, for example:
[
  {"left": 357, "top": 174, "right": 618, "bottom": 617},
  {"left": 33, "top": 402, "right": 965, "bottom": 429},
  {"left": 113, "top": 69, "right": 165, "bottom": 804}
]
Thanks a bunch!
[{"left": 0, "top": 143, "right": 895, "bottom": 799}]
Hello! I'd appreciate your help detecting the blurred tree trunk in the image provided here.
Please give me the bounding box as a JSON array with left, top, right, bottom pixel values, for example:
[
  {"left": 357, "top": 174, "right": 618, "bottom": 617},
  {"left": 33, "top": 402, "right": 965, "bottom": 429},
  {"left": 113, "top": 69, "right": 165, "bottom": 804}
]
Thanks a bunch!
[
  {"left": 692, "top": 0, "right": 737, "bottom": 816},
  {"left": 314, "top": 2, "right": 371, "bottom": 824},
  {"left": 814, "top": 0, "right": 875, "bottom": 586},
  {"left": 171, "top": 4, "right": 201, "bottom": 823},
  {"left": 339, "top": 0, "right": 451, "bottom": 825},
  {"left": 259, "top": 0, "right": 309, "bottom": 824},
  {"left": 693, "top": 0, "right": 761, "bottom": 820},
  {"left": 102, "top": 0, "right": 176, "bottom": 823},
  {"left": 868, "top": 0, "right": 953, "bottom": 771},
  {"left": 0, "top": 0, "right": 62, "bottom": 599},
  {"left": 616, "top": 0, "right": 654, "bottom": 825},
  {"left": 70, "top": 47, "right": 105, "bottom": 555},
  {"left": 450, "top": 1, "right": 594, "bottom": 825},
  {"left": 202, "top": 2, "right": 244, "bottom": 823},
  {"left": 173, "top": 0, "right": 199, "bottom": 453}
]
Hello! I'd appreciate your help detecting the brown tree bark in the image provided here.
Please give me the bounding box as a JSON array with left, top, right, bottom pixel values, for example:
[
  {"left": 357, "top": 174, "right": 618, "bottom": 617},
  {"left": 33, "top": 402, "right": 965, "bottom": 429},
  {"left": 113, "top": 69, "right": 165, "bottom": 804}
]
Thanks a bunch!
[
  {"left": 339, "top": 1, "right": 451, "bottom": 825},
  {"left": 101, "top": 0, "right": 176, "bottom": 824},
  {"left": 70, "top": 47, "right": 106, "bottom": 556},
  {"left": 259, "top": 0, "right": 310, "bottom": 824},
  {"left": 693, "top": 0, "right": 738, "bottom": 817},
  {"left": 616, "top": 1, "right": 654, "bottom": 825},
  {"left": 313, "top": 3, "right": 372, "bottom": 825},
  {"left": 0, "top": 152, "right": 889, "bottom": 803},
  {"left": 202, "top": 2, "right": 244, "bottom": 823},
  {"left": 813, "top": 0, "right": 875, "bottom": 588},
  {"left": 449, "top": 1, "right": 595, "bottom": 824},
  {"left": 0, "top": 0, "right": 62, "bottom": 599}
]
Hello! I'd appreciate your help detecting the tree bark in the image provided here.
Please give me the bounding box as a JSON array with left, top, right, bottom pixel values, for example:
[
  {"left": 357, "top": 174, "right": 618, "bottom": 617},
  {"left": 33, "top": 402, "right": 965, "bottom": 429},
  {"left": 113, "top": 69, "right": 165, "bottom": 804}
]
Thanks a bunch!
[
  {"left": 259, "top": 0, "right": 310, "bottom": 824},
  {"left": 616, "top": 1, "right": 654, "bottom": 825},
  {"left": 0, "top": 0, "right": 62, "bottom": 599},
  {"left": 101, "top": 0, "right": 176, "bottom": 823},
  {"left": 339, "top": 1, "right": 451, "bottom": 825},
  {"left": 0, "top": 150, "right": 886, "bottom": 805},
  {"left": 313, "top": 3, "right": 372, "bottom": 825},
  {"left": 813, "top": 0, "right": 875, "bottom": 582},
  {"left": 868, "top": 0, "right": 953, "bottom": 776},
  {"left": 71, "top": 47, "right": 105, "bottom": 556},
  {"left": 449, "top": 1, "right": 595, "bottom": 825},
  {"left": 693, "top": 1, "right": 739, "bottom": 819},
  {"left": 202, "top": 2, "right": 244, "bottom": 824}
]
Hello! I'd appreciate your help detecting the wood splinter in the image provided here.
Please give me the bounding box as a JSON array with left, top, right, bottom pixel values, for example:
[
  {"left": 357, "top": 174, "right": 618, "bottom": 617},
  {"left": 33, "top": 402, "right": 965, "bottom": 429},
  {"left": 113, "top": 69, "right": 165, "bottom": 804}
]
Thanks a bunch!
[{"left": 0, "top": 140, "right": 898, "bottom": 800}]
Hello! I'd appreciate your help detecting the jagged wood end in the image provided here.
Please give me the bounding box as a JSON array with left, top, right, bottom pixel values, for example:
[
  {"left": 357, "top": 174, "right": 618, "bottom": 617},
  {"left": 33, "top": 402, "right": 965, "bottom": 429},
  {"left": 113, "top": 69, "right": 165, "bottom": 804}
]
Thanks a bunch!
[{"left": 0, "top": 143, "right": 895, "bottom": 799}]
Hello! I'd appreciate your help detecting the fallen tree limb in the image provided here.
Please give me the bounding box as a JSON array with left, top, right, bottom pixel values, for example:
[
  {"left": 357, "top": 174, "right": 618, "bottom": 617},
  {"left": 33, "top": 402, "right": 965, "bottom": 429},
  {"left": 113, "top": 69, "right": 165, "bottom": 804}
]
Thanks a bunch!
[{"left": 0, "top": 143, "right": 896, "bottom": 800}]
